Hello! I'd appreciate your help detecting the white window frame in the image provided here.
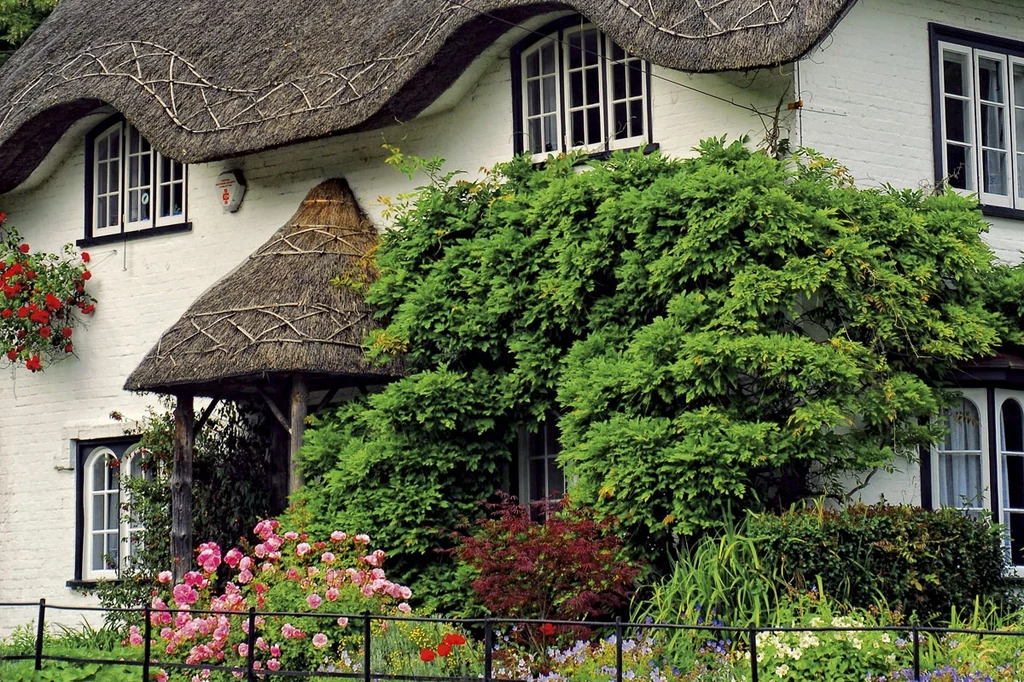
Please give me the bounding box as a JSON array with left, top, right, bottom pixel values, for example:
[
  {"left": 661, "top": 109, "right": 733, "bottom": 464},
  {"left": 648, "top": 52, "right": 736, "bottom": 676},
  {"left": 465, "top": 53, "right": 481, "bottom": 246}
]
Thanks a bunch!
[
  {"left": 517, "top": 418, "right": 565, "bottom": 505},
  {"left": 931, "top": 388, "right": 1024, "bottom": 575},
  {"left": 516, "top": 20, "right": 651, "bottom": 162},
  {"left": 936, "top": 35, "right": 1024, "bottom": 211},
  {"left": 80, "top": 442, "right": 145, "bottom": 580},
  {"left": 88, "top": 119, "right": 187, "bottom": 239}
]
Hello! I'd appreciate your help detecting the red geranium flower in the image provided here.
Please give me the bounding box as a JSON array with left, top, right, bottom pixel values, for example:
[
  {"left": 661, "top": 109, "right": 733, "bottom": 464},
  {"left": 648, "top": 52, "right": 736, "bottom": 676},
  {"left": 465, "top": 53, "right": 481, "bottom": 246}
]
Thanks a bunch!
[
  {"left": 442, "top": 633, "right": 467, "bottom": 646},
  {"left": 25, "top": 355, "right": 41, "bottom": 371},
  {"left": 61, "top": 327, "right": 73, "bottom": 338},
  {"left": 5, "top": 349, "right": 16, "bottom": 361},
  {"left": 18, "top": 243, "right": 29, "bottom": 253},
  {"left": 16, "top": 307, "right": 28, "bottom": 318},
  {"left": 45, "top": 293, "right": 62, "bottom": 311},
  {"left": 64, "top": 344, "right": 73, "bottom": 353},
  {"left": 81, "top": 252, "right": 90, "bottom": 263},
  {"left": 82, "top": 270, "right": 92, "bottom": 280},
  {"left": 0, "top": 309, "right": 10, "bottom": 319},
  {"left": 38, "top": 326, "right": 51, "bottom": 338},
  {"left": 419, "top": 648, "right": 435, "bottom": 662},
  {"left": 538, "top": 623, "right": 556, "bottom": 636},
  {"left": 436, "top": 643, "right": 451, "bottom": 657}
]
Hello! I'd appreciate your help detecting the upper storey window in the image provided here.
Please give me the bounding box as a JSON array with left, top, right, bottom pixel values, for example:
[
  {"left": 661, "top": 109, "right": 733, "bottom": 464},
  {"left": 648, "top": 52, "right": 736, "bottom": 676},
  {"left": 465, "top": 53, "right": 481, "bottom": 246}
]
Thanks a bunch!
[
  {"left": 513, "top": 19, "right": 651, "bottom": 160},
  {"left": 85, "top": 117, "right": 188, "bottom": 242},
  {"left": 932, "top": 25, "right": 1024, "bottom": 215}
]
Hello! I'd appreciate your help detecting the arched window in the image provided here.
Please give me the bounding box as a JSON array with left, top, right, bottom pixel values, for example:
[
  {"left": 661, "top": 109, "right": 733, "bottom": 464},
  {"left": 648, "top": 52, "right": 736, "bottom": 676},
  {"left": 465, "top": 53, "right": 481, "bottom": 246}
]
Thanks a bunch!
[
  {"left": 77, "top": 440, "right": 146, "bottom": 581},
  {"left": 936, "top": 397, "right": 985, "bottom": 515},
  {"left": 513, "top": 17, "right": 651, "bottom": 160},
  {"left": 86, "top": 116, "right": 187, "bottom": 241}
]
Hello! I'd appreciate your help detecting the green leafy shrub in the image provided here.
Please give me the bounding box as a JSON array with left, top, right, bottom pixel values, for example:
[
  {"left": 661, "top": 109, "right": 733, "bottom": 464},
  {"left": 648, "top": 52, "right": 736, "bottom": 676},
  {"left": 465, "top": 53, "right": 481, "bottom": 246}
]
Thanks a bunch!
[
  {"left": 300, "top": 139, "right": 1017, "bottom": 604},
  {"left": 750, "top": 504, "right": 1012, "bottom": 622}
]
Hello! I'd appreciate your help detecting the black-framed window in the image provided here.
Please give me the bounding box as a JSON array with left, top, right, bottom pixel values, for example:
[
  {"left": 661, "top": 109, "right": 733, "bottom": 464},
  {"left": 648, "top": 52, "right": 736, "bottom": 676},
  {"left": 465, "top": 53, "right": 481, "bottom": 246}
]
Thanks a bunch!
[
  {"left": 922, "top": 388, "right": 1024, "bottom": 574},
  {"left": 930, "top": 24, "right": 1024, "bottom": 218},
  {"left": 517, "top": 416, "right": 565, "bottom": 507},
  {"left": 72, "top": 438, "right": 144, "bottom": 582},
  {"left": 83, "top": 115, "right": 190, "bottom": 245},
  {"left": 512, "top": 17, "right": 653, "bottom": 159}
]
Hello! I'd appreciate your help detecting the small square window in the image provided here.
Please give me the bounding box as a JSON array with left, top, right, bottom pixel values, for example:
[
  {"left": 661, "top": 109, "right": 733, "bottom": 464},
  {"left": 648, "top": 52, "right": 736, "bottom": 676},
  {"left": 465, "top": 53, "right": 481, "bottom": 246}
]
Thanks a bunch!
[{"left": 85, "top": 117, "right": 188, "bottom": 241}]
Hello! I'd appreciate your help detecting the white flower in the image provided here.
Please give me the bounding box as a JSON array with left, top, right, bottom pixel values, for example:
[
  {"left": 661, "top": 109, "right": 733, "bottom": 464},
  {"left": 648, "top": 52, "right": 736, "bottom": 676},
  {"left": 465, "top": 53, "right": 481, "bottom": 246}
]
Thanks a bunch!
[{"left": 775, "top": 664, "right": 790, "bottom": 677}]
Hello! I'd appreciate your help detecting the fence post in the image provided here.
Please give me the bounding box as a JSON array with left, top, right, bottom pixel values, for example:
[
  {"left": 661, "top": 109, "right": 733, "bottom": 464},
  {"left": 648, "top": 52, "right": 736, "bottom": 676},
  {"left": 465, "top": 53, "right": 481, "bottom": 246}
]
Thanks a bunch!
[
  {"left": 363, "top": 612, "right": 372, "bottom": 682},
  {"left": 246, "top": 607, "right": 256, "bottom": 682},
  {"left": 483, "top": 617, "right": 493, "bottom": 682},
  {"left": 748, "top": 625, "right": 758, "bottom": 682},
  {"left": 34, "top": 598, "right": 45, "bottom": 671},
  {"left": 143, "top": 605, "right": 152, "bottom": 682},
  {"left": 615, "top": 617, "right": 623, "bottom": 682},
  {"left": 912, "top": 624, "right": 920, "bottom": 682}
]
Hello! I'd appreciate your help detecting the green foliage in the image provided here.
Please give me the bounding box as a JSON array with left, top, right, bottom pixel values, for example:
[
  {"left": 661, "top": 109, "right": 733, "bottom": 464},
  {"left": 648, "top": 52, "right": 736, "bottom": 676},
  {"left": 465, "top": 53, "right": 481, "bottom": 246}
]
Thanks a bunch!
[
  {"left": 0, "top": 625, "right": 138, "bottom": 682},
  {"left": 634, "top": 514, "right": 780, "bottom": 631},
  {"left": 0, "top": 0, "right": 56, "bottom": 66},
  {"left": 300, "top": 139, "right": 1015, "bottom": 608},
  {"left": 750, "top": 503, "right": 1013, "bottom": 623},
  {"left": 96, "top": 401, "right": 275, "bottom": 625}
]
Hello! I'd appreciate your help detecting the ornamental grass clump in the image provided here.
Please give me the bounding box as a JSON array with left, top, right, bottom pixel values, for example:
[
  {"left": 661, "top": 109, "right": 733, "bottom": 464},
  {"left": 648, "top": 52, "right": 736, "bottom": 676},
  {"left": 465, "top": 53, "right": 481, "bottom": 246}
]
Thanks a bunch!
[
  {"left": 0, "top": 213, "right": 95, "bottom": 371},
  {"left": 129, "top": 520, "right": 415, "bottom": 680}
]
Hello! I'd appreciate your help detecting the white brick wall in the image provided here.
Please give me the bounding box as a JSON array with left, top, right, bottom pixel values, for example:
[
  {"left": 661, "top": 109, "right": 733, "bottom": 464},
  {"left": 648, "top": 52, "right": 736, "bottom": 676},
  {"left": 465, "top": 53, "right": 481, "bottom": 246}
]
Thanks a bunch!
[{"left": 0, "top": 31, "right": 787, "bottom": 631}]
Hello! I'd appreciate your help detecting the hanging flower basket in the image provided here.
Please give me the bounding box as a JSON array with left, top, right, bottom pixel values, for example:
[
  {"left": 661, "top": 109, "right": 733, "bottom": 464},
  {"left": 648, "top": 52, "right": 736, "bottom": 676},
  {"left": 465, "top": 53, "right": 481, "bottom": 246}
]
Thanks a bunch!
[{"left": 0, "top": 212, "right": 96, "bottom": 372}]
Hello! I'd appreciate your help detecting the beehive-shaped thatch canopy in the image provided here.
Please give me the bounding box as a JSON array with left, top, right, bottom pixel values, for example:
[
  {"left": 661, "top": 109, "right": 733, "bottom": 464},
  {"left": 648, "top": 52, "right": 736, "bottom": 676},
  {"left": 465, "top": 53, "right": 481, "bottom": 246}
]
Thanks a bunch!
[{"left": 124, "top": 179, "right": 402, "bottom": 399}]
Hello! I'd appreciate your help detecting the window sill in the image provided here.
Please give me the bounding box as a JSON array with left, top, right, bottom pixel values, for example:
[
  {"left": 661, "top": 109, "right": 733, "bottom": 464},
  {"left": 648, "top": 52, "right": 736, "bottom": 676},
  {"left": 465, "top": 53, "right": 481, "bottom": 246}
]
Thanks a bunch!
[
  {"left": 979, "top": 205, "right": 1024, "bottom": 221},
  {"left": 66, "top": 579, "right": 116, "bottom": 591},
  {"left": 77, "top": 221, "right": 191, "bottom": 247},
  {"left": 531, "top": 142, "right": 660, "bottom": 167}
]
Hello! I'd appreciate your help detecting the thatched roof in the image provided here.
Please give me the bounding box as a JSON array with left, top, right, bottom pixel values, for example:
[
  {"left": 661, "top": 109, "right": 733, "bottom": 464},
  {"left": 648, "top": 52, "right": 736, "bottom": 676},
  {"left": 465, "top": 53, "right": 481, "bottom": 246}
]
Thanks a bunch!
[
  {"left": 124, "top": 178, "right": 402, "bottom": 398},
  {"left": 0, "top": 0, "right": 856, "bottom": 193}
]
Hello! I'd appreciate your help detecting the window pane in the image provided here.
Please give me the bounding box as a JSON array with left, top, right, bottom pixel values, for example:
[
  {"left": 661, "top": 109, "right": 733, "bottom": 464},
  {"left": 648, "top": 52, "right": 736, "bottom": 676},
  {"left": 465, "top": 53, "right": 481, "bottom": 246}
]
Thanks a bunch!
[
  {"left": 530, "top": 457, "right": 545, "bottom": 503},
  {"left": 979, "top": 57, "right": 1005, "bottom": 103},
  {"left": 97, "top": 162, "right": 108, "bottom": 194},
  {"left": 630, "top": 99, "right": 644, "bottom": 137},
  {"left": 570, "top": 110, "right": 584, "bottom": 146},
  {"left": 628, "top": 62, "right": 643, "bottom": 98},
  {"left": 946, "top": 144, "right": 973, "bottom": 190},
  {"left": 96, "top": 197, "right": 107, "bottom": 227},
  {"left": 129, "top": 128, "right": 139, "bottom": 155},
  {"left": 528, "top": 80, "right": 540, "bottom": 116},
  {"left": 548, "top": 456, "right": 565, "bottom": 498},
  {"left": 612, "top": 63, "right": 626, "bottom": 100},
  {"left": 1003, "top": 400, "right": 1024, "bottom": 452},
  {"left": 981, "top": 103, "right": 1006, "bottom": 147},
  {"left": 568, "top": 32, "right": 582, "bottom": 70},
  {"left": 570, "top": 71, "right": 583, "bottom": 108},
  {"left": 107, "top": 490, "right": 120, "bottom": 529},
  {"left": 91, "top": 534, "right": 104, "bottom": 570},
  {"left": 611, "top": 41, "right": 625, "bottom": 62},
  {"left": 540, "top": 43, "right": 555, "bottom": 75},
  {"left": 945, "top": 98, "right": 971, "bottom": 142},
  {"left": 108, "top": 197, "right": 119, "bottom": 225},
  {"left": 587, "top": 107, "right": 601, "bottom": 144},
  {"left": 983, "top": 149, "right": 1008, "bottom": 194},
  {"left": 110, "top": 129, "right": 120, "bottom": 157},
  {"left": 97, "top": 138, "right": 108, "bottom": 162},
  {"left": 938, "top": 453, "right": 983, "bottom": 508},
  {"left": 526, "top": 51, "right": 539, "bottom": 79},
  {"left": 945, "top": 399, "right": 981, "bottom": 450},
  {"left": 583, "top": 29, "right": 598, "bottom": 66},
  {"left": 542, "top": 77, "right": 556, "bottom": 114},
  {"left": 1008, "top": 513, "right": 1024, "bottom": 565},
  {"left": 109, "top": 164, "right": 119, "bottom": 193},
  {"left": 614, "top": 102, "right": 628, "bottom": 139},
  {"left": 1006, "top": 454, "right": 1024, "bottom": 508},
  {"left": 91, "top": 494, "right": 105, "bottom": 531},
  {"left": 173, "top": 161, "right": 183, "bottom": 182},
  {"left": 172, "top": 185, "right": 184, "bottom": 216},
  {"left": 585, "top": 68, "right": 600, "bottom": 105},
  {"left": 944, "top": 52, "right": 968, "bottom": 96},
  {"left": 106, "top": 533, "right": 119, "bottom": 568},
  {"left": 529, "top": 119, "right": 541, "bottom": 154}
]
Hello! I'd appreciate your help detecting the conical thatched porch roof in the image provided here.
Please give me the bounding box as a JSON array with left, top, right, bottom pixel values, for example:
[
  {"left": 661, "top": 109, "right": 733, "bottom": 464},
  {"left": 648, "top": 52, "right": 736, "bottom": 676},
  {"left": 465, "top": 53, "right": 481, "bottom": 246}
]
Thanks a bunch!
[{"left": 124, "top": 178, "right": 403, "bottom": 399}]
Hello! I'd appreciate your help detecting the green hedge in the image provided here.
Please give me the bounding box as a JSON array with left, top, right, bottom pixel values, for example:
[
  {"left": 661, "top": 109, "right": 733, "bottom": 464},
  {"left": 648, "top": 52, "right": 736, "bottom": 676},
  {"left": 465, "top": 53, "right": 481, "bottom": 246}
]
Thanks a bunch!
[{"left": 750, "top": 504, "right": 1012, "bottom": 622}]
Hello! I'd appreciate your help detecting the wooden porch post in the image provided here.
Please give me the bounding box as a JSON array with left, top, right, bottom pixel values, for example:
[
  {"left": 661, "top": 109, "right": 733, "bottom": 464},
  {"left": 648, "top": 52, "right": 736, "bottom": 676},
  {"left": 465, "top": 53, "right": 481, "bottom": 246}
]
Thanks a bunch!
[
  {"left": 289, "top": 375, "right": 308, "bottom": 494},
  {"left": 170, "top": 392, "right": 195, "bottom": 584}
]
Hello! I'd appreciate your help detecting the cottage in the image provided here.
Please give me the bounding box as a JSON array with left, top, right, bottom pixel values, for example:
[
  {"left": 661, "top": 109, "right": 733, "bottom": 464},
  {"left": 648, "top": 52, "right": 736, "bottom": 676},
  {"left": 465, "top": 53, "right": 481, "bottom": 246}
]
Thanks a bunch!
[{"left": 1, "top": 0, "right": 1023, "bottom": 630}]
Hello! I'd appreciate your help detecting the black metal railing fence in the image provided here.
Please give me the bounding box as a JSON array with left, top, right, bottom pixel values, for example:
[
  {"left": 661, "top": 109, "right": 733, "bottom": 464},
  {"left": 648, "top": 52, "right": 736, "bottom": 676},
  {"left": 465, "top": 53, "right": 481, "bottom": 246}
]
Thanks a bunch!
[{"left": 1, "top": 600, "right": 1022, "bottom": 682}]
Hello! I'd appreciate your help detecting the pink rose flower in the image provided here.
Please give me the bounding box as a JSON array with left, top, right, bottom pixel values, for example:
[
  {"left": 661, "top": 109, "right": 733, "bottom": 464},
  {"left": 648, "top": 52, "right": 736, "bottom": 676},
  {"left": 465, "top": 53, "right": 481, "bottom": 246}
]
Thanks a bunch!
[
  {"left": 320, "top": 552, "right": 335, "bottom": 563},
  {"left": 267, "top": 659, "right": 281, "bottom": 671},
  {"left": 157, "top": 571, "right": 173, "bottom": 584},
  {"left": 128, "top": 625, "right": 144, "bottom": 646},
  {"left": 312, "top": 633, "right": 329, "bottom": 649},
  {"left": 330, "top": 531, "right": 346, "bottom": 542},
  {"left": 354, "top": 534, "right": 370, "bottom": 544},
  {"left": 237, "top": 569, "right": 253, "bottom": 584},
  {"left": 296, "top": 542, "right": 311, "bottom": 557},
  {"left": 307, "top": 593, "right": 323, "bottom": 609},
  {"left": 237, "top": 643, "right": 249, "bottom": 658},
  {"left": 224, "top": 548, "right": 243, "bottom": 568},
  {"left": 284, "top": 531, "right": 299, "bottom": 540},
  {"left": 325, "top": 587, "right": 340, "bottom": 602},
  {"left": 398, "top": 602, "right": 412, "bottom": 614},
  {"left": 270, "top": 644, "right": 281, "bottom": 657},
  {"left": 336, "top": 617, "right": 349, "bottom": 628}
]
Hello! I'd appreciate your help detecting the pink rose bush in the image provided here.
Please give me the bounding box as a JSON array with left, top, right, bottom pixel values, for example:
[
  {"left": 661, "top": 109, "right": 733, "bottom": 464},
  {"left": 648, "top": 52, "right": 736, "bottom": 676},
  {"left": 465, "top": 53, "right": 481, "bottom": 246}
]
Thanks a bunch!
[{"left": 131, "top": 519, "right": 416, "bottom": 680}]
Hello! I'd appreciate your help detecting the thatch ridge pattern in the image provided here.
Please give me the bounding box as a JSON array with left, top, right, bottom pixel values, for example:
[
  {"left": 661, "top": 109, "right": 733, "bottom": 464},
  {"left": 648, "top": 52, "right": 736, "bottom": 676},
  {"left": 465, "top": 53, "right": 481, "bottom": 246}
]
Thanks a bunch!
[
  {"left": 0, "top": 0, "right": 856, "bottom": 193},
  {"left": 124, "top": 178, "right": 402, "bottom": 397}
]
